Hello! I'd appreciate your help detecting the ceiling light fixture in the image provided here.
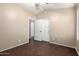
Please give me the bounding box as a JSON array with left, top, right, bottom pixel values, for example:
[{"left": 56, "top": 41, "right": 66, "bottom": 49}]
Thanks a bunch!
[{"left": 34, "top": 3, "right": 49, "bottom": 10}]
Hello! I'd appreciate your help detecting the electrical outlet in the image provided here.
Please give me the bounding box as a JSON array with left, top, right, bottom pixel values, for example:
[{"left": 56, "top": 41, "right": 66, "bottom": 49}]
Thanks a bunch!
[
  {"left": 53, "top": 37, "right": 56, "bottom": 41},
  {"left": 18, "top": 40, "right": 21, "bottom": 42}
]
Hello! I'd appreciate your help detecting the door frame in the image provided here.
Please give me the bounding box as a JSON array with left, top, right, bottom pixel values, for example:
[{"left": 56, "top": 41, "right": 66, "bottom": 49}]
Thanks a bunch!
[{"left": 29, "top": 17, "right": 35, "bottom": 40}]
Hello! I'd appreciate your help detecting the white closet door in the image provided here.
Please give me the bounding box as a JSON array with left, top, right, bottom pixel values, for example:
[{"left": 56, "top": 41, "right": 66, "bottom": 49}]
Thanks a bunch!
[{"left": 35, "top": 19, "right": 49, "bottom": 41}]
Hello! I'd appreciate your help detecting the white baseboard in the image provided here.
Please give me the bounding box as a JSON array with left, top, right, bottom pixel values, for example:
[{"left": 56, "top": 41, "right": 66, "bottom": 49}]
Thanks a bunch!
[
  {"left": 0, "top": 42, "right": 28, "bottom": 52},
  {"left": 0, "top": 40, "right": 78, "bottom": 55},
  {"left": 50, "top": 42, "right": 79, "bottom": 55},
  {"left": 75, "top": 48, "right": 79, "bottom": 56},
  {"left": 49, "top": 41, "right": 75, "bottom": 49}
]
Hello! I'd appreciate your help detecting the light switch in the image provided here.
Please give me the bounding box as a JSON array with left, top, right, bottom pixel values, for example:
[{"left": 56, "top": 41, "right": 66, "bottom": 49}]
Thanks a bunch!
[{"left": 24, "top": 28, "right": 26, "bottom": 31}]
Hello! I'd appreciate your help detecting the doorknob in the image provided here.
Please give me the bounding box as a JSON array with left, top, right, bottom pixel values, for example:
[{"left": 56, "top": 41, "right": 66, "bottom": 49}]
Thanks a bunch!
[{"left": 40, "top": 31, "right": 42, "bottom": 32}]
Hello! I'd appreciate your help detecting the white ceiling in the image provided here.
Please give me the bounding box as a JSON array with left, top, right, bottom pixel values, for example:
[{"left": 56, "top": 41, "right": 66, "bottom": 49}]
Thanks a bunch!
[{"left": 18, "top": 3, "right": 76, "bottom": 14}]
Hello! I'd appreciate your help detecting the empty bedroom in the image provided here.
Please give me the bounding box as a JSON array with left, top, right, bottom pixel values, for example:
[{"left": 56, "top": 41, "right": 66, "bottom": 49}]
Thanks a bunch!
[{"left": 0, "top": 3, "right": 79, "bottom": 56}]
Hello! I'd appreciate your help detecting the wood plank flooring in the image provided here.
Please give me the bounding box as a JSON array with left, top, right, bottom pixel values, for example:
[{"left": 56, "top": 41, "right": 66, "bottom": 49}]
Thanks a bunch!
[{"left": 0, "top": 39, "right": 78, "bottom": 56}]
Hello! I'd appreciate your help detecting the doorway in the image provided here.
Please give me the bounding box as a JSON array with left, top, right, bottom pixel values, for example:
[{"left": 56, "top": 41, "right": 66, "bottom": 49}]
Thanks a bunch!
[
  {"left": 29, "top": 19, "right": 35, "bottom": 42},
  {"left": 29, "top": 19, "right": 50, "bottom": 42}
]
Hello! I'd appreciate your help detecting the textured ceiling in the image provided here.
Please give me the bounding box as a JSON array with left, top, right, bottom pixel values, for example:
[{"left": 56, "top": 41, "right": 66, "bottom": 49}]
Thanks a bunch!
[{"left": 18, "top": 3, "right": 76, "bottom": 14}]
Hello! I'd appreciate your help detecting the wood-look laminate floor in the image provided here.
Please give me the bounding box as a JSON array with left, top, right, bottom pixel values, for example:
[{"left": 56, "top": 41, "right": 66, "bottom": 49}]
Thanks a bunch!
[{"left": 0, "top": 39, "right": 78, "bottom": 56}]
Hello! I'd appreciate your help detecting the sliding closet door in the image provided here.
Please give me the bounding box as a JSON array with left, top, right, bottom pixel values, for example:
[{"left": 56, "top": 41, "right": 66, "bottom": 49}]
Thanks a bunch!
[{"left": 34, "top": 19, "right": 49, "bottom": 41}]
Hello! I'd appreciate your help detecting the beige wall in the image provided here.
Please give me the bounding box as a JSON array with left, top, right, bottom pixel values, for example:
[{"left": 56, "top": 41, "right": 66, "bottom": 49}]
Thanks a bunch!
[
  {"left": 37, "top": 8, "right": 76, "bottom": 48},
  {"left": 0, "top": 4, "right": 35, "bottom": 52}
]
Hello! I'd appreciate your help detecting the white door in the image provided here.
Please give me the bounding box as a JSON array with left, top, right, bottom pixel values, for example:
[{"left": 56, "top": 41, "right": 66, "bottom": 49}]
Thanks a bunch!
[{"left": 35, "top": 19, "right": 49, "bottom": 41}]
